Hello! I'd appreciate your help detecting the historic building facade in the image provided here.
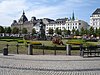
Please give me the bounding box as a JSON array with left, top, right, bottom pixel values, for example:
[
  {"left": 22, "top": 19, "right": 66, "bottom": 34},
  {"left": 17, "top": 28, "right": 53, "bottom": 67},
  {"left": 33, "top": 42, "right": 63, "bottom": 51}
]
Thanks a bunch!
[
  {"left": 11, "top": 11, "right": 89, "bottom": 35},
  {"left": 11, "top": 11, "right": 34, "bottom": 33},
  {"left": 90, "top": 8, "right": 100, "bottom": 29},
  {"left": 11, "top": 11, "right": 52, "bottom": 34},
  {"left": 46, "top": 13, "right": 89, "bottom": 34},
  {"left": 65, "top": 19, "right": 89, "bottom": 31}
]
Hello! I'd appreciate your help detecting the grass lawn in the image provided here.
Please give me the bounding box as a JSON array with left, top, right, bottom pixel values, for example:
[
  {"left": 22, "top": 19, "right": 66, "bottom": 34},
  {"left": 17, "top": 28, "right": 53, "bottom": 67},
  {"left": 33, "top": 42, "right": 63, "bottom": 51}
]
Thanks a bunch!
[
  {"left": 0, "top": 41, "right": 27, "bottom": 54},
  {"left": 35, "top": 39, "right": 67, "bottom": 46},
  {"left": 0, "top": 39, "right": 99, "bottom": 55}
]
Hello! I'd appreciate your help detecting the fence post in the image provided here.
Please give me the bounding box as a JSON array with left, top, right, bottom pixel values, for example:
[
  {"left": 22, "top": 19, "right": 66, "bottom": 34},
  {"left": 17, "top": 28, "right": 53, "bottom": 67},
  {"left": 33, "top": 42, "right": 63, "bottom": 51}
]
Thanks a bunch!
[
  {"left": 16, "top": 44, "right": 19, "bottom": 54},
  {"left": 42, "top": 44, "right": 45, "bottom": 55},
  {"left": 28, "top": 44, "right": 33, "bottom": 55},
  {"left": 66, "top": 44, "right": 71, "bottom": 55},
  {"left": 54, "top": 45, "right": 57, "bottom": 55},
  {"left": 6, "top": 44, "right": 9, "bottom": 49},
  {"left": 80, "top": 44, "right": 83, "bottom": 56}
]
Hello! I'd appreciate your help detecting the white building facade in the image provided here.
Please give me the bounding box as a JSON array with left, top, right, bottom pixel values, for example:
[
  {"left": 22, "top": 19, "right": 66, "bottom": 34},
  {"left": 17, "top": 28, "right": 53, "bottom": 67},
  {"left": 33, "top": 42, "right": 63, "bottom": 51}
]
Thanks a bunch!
[
  {"left": 65, "top": 20, "right": 88, "bottom": 31},
  {"left": 11, "top": 11, "right": 89, "bottom": 35},
  {"left": 45, "top": 18, "right": 89, "bottom": 34},
  {"left": 90, "top": 8, "right": 100, "bottom": 29}
]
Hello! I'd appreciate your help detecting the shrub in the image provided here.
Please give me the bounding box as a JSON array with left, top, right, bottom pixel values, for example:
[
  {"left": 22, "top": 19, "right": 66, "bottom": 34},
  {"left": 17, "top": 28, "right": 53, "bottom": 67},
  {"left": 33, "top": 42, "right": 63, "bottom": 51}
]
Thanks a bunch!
[
  {"left": 85, "top": 39, "right": 98, "bottom": 42},
  {"left": 17, "top": 40, "right": 24, "bottom": 43},
  {"left": 52, "top": 36, "right": 63, "bottom": 45},
  {"left": 66, "top": 39, "right": 85, "bottom": 45},
  {"left": 6, "top": 40, "right": 11, "bottom": 42},
  {"left": 30, "top": 41, "right": 42, "bottom": 45},
  {"left": 84, "top": 42, "right": 97, "bottom": 46},
  {"left": 0, "top": 36, "right": 23, "bottom": 39},
  {"left": 32, "top": 45, "right": 66, "bottom": 50},
  {"left": 0, "top": 39, "right": 17, "bottom": 42}
]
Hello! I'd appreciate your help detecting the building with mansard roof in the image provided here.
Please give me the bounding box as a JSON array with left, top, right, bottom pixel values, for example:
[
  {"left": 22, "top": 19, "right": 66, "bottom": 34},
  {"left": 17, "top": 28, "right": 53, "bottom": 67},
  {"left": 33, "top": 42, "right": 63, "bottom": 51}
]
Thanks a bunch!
[
  {"left": 11, "top": 11, "right": 89, "bottom": 35},
  {"left": 90, "top": 8, "right": 100, "bottom": 29},
  {"left": 11, "top": 11, "right": 36, "bottom": 33},
  {"left": 46, "top": 13, "right": 89, "bottom": 34},
  {"left": 11, "top": 11, "right": 54, "bottom": 34}
]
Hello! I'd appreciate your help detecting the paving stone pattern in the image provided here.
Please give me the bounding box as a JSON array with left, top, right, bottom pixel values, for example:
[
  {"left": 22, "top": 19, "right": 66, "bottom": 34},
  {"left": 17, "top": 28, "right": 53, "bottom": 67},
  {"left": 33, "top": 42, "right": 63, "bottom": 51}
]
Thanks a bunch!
[{"left": 0, "top": 54, "right": 100, "bottom": 75}]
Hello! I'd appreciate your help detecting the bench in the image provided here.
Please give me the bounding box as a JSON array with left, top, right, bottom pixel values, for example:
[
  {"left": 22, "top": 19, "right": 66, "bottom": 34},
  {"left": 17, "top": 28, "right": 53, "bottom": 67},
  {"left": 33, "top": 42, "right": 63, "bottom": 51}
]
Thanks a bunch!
[{"left": 80, "top": 45, "right": 100, "bottom": 57}]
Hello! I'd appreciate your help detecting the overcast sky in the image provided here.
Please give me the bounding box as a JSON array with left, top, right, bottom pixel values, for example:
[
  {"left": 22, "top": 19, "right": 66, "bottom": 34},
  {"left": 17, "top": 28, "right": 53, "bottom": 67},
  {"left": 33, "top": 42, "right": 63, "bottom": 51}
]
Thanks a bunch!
[{"left": 0, "top": 0, "right": 99, "bottom": 26}]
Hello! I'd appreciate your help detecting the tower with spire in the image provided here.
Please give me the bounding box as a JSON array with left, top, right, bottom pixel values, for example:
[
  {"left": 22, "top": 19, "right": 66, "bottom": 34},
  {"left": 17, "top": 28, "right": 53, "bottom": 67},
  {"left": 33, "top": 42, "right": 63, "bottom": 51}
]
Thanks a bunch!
[
  {"left": 11, "top": 10, "right": 46, "bottom": 34},
  {"left": 72, "top": 12, "right": 75, "bottom": 20},
  {"left": 18, "top": 10, "right": 28, "bottom": 24}
]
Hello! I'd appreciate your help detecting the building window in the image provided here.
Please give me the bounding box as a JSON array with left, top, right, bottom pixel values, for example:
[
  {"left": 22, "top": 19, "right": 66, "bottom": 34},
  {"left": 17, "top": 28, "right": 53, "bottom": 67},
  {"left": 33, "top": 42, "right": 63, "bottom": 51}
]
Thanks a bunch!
[
  {"left": 79, "top": 23, "right": 81, "bottom": 25},
  {"left": 75, "top": 26, "right": 77, "bottom": 29}
]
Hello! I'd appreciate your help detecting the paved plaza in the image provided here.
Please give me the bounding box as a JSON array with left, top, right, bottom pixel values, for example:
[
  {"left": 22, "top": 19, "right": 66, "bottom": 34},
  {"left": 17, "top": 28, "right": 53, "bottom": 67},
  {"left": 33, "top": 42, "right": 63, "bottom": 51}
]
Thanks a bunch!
[{"left": 0, "top": 54, "right": 100, "bottom": 75}]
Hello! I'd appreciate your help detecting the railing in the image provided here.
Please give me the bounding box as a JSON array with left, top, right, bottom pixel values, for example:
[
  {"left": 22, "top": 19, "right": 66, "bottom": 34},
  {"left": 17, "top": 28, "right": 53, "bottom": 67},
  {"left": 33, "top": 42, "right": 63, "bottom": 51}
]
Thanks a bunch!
[
  {"left": 0, "top": 44, "right": 74, "bottom": 55},
  {"left": 2, "top": 44, "right": 95, "bottom": 56},
  {"left": 0, "top": 44, "right": 28, "bottom": 54},
  {"left": 80, "top": 45, "right": 100, "bottom": 57}
]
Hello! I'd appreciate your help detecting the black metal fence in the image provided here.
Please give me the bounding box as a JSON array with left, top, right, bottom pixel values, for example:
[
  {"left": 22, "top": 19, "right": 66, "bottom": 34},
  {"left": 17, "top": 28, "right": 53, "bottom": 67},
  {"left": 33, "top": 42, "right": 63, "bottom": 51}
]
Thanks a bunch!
[
  {"left": 0, "top": 44, "right": 81, "bottom": 55},
  {"left": 0, "top": 44, "right": 28, "bottom": 54},
  {"left": 80, "top": 45, "right": 100, "bottom": 57},
  {"left": 1, "top": 42, "right": 100, "bottom": 57}
]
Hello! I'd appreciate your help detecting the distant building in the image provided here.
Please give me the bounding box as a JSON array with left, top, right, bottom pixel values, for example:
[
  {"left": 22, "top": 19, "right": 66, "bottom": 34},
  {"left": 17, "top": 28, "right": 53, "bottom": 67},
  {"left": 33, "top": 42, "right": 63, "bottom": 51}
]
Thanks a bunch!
[
  {"left": 90, "top": 8, "right": 100, "bottom": 29},
  {"left": 11, "top": 11, "right": 89, "bottom": 35},
  {"left": 33, "top": 18, "right": 54, "bottom": 33},
  {"left": 11, "top": 11, "right": 34, "bottom": 33},
  {"left": 46, "top": 18, "right": 67, "bottom": 34},
  {"left": 46, "top": 12, "right": 89, "bottom": 34},
  {"left": 65, "top": 19, "right": 89, "bottom": 31},
  {"left": 11, "top": 11, "right": 47, "bottom": 34}
]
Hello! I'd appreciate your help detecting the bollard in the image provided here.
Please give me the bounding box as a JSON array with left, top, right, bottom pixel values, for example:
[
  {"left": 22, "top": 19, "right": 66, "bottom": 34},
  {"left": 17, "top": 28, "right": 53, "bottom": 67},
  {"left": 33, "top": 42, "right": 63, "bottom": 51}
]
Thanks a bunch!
[
  {"left": 28, "top": 44, "right": 33, "bottom": 55},
  {"left": 80, "top": 44, "right": 83, "bottom": 56},
  {"left": 3, "top": 47, "right": 8, "bottom": 55},
  {"left": 42, "top": 45, "right": 45, "bottom": 55},
  {"left": 16, "top": 44, "right": 19, "bottom": 54},
  {"left": 54, "top": 45, "right": 57, "bottom": 55},
  {"left": 66, "top": 44, "right": 71, "bottom": 55},
  {"left": 6, "top": 44, "right": 9, "bottom": 49}
]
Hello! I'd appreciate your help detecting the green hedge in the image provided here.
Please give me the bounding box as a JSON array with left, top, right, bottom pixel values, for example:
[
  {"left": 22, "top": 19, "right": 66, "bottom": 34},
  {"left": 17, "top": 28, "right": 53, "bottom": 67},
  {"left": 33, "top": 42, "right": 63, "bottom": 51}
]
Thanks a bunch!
[
  {"left": 32, "top": 45, "right": 66, "bottom": 50},
  {"left": 66, "top": 39, "right": 85, "bottom": 45},
  {"left": 17, "top": 40, "right": 24, "bottom": 43},
  {"left": 30, "top": 41, "right": 42, "bottom": 45},
  {"left": 0, "top": 39, "right": 18, "bottom": 42},
  {"left": 32, "top": 45, "right": 81, "bottom": 50},
  {"left": 0, "top": 37, "right": 23, "bottom": 40}
]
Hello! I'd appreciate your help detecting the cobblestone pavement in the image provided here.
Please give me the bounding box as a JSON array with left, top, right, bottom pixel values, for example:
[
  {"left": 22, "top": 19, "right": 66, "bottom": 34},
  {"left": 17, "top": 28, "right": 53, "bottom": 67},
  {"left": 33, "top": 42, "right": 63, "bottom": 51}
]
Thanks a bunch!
[{"left": 0, "top": 54, "right": 100, "bottom": 75}]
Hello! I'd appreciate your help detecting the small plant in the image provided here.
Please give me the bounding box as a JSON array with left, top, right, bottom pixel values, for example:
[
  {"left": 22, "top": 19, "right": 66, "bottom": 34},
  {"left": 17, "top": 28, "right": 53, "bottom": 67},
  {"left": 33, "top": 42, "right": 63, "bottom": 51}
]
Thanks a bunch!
[
  {"left": 30, "top": 41, "right": 42, "bottom": 45},
  {"left": 66, "top": 39, "right": 85, "bottom": 45},
  {"left": 26, "top": 41, "right": 30, "bottom": 44},
  {"left": 84, "top": 42, "right": 97, "bottom": 46},
  {"left": 6, "top": 40, "right": 11, "bottom": 42},
  {"left": 52, "top": 36, "right": 64, "bottom": 45},
  {"left": 17, "top": 40, "right": 24, "bottom": 43}
]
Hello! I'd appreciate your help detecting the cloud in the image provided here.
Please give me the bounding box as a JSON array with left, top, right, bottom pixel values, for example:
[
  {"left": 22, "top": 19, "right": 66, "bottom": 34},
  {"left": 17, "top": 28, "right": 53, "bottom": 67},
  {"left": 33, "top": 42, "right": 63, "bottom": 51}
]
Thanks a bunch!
[
  {"left": 0, "top": 0, "right": 28, "bottom": 14},
  {"left": 0, "top": 0, "right": 99, "bottom": 26},
  {"left": 0, "top": 0, "right": 28, "bottom": 26},
  {"left": 26, "top": 6, "right": 62, "bottom": 19}
]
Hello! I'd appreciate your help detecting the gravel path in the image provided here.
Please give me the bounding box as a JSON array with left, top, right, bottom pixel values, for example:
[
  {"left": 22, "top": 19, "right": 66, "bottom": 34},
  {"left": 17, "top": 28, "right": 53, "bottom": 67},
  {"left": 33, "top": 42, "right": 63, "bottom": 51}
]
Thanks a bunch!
[{"left": 0, "top": 54, "right": 100, "bottom": 75}]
